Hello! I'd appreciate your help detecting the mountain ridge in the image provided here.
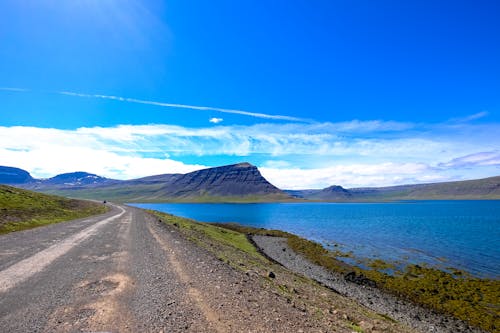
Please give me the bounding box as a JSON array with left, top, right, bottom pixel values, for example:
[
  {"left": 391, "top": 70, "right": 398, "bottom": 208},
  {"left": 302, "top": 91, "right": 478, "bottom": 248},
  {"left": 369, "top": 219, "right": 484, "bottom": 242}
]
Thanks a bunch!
[
  {"left": 1, "top": 164, "right": 499, "bottom": 202},
  {"left": 286, "top": 175, "right": 500, "bottom": 201},
  {"left": 0, "top": 163, "right": 289, "bottom": 202}
]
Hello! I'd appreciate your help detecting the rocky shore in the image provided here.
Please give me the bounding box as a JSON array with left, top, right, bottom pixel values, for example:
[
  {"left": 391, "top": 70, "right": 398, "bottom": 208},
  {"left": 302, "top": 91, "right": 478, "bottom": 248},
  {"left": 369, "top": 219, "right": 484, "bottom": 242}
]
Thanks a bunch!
[{"left": 252, "top": 235, "right": 486, "bottom": 333}]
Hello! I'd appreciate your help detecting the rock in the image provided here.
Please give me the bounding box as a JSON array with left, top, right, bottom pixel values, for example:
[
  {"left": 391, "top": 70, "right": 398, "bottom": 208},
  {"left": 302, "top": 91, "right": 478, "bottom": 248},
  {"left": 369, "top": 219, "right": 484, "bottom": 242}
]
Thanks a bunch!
[
  {"left": 344, "top": 271, "right": 377, "bottom": 288},
  {"left": 359, "top": 320, "right": 374, "bottom": 331}
]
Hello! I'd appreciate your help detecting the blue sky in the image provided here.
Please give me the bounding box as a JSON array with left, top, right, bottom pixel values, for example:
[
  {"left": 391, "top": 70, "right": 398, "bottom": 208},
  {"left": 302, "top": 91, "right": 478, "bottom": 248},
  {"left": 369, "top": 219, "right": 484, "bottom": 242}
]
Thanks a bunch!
[{"left": 0, "top": 0, "right": 499, "bottom": 188}]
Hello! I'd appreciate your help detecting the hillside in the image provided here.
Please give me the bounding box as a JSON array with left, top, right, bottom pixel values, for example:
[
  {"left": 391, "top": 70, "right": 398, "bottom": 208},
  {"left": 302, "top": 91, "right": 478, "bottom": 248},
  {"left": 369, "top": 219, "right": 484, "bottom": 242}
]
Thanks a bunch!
[
  {"left": 0, "top": 166, "right": 34, "bottom": 184},
  {"left": 287, "top": 176, "right": 500, "bottom": 201},
  {"left": 0, "top": 184, "right": 107, "bottom": 233}
]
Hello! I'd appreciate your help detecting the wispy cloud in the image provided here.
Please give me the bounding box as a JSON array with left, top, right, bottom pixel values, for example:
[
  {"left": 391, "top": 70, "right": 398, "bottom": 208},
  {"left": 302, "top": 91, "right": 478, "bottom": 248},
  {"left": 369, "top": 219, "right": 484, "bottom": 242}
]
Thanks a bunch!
[
  {"left": 209, "top": 117, "right": 223, "bottom": 124},
  {"left": 1, "top": 120, "right": 499, "bottom": 187},
  {"left": 449, "top": 111, "right": 489, "bottom": 123},
  {"left": 439, "top": 151, "right": 500, "bottom": 168},
  {"left": 58, "top": 91, "right": 309, "bottom": 122},
  {"left": 0, "top": 87, "right": 29, "bottom": 92}
]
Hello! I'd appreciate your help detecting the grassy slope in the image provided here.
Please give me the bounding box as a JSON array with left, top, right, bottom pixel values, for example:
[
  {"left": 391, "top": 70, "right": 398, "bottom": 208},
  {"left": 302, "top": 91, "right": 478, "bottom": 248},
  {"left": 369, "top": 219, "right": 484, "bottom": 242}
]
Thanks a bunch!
[
  {"left": 150, "top": 210, "right": 415, "bottom": 333},
  {"left": 210, "top": 223, "right": 499, "bottom": 332},
  {"left": 346, "top": 176, "right": 500, "bottom": 201},
  {"left": 291, "top": 176, "right": 500, "bottom": 201},
  {"left": 0, "top": 185, "right": 108, "bottom": 234},
  {"left": 42, "top": 186, "right": 294, "bottom": 203},
  {"left": 38, "top": 175, "right": 500, "bottom": 202}
]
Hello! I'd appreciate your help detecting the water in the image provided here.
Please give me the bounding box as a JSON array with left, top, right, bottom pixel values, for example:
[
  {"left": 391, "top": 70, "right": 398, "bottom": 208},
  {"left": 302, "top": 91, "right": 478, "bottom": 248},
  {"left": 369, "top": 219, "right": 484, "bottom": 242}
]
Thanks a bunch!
[{"left": 130, "top": 201, "right": 500, "bottom": 278}]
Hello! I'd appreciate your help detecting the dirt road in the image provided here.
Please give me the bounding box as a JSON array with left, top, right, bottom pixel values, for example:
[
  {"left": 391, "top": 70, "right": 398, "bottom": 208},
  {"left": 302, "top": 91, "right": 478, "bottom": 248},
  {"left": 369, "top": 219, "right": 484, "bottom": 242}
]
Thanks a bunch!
[{"left": 0, "top": 204, "right": 375, "bottom": 332}]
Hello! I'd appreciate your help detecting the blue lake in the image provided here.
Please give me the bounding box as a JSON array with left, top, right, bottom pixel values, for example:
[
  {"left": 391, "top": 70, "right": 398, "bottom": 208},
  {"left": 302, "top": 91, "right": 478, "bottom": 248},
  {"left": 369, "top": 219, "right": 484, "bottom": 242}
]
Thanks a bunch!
[{"left": 130, "top": 201, "right": 500, "bottom": 278}]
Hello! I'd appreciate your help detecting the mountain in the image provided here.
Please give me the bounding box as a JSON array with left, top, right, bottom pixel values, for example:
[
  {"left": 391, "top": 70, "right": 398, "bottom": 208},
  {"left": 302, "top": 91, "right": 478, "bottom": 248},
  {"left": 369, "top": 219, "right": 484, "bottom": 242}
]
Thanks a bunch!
[
  {"left": 287, "top": 185, "right": 353, "bottom": 200},
  {"left": 350, "top": 176, "right": 500, "bottom": 200},
  {"left": 159, "top": 162, "right": 283, "bottom": 197},
  {"left": 1, "top": 164, "right": 499, "bottom": 202},
  {"left": 0, "top": 166, "right": 34, "bottom": 184},
  {"left": 2, "top": 163, "right": 290, "bottom": 202},
  {"left": 288, "top": 176, "right": 500, "bottom": 201},
  {"left": 44, "top": 171, "right": 112, "bottom": 186}
]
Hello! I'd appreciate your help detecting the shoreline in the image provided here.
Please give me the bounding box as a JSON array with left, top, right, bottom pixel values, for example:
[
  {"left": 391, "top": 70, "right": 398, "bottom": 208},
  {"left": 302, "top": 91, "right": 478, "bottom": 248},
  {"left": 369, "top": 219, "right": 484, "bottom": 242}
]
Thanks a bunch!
[
  {"left": 149, "top": 209, "right": 498, "bottom": 332},
  {"left": 251, "top": 235, "right": 487, "bottom": 333}
]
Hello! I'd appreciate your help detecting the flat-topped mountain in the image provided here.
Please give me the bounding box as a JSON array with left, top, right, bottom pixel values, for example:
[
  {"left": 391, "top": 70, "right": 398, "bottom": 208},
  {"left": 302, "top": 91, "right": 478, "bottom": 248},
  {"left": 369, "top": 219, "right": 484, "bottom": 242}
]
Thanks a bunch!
[
  {"left": 118, "top": 162, "right": 288, "bottom": 201},
  {"left": 162, "top": 162, "right": 283, "bottom": 197},
  {"left": 0, "top": 163, "right": 289, "bottom": 202},
  {"left": 1, "top": 164, "right": 499, "bottom": 202}
]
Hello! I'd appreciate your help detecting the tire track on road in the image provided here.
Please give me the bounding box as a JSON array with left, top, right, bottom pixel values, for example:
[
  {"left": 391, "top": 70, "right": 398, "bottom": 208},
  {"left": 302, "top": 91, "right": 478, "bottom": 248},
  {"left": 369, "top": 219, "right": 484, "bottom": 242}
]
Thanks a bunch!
[
  {"left": 147, "top": 222, "right": 230, "bottom": 333},
  {"left": 0, "top": 205, "right": 126, "bottom": 293}
]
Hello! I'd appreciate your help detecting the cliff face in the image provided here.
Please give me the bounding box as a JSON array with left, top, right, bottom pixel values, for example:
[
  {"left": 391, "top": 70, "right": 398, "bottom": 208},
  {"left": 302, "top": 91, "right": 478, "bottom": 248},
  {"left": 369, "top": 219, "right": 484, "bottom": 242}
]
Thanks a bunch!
[{"left": 162, "top": 163, "right": 285, "bottom": 198}]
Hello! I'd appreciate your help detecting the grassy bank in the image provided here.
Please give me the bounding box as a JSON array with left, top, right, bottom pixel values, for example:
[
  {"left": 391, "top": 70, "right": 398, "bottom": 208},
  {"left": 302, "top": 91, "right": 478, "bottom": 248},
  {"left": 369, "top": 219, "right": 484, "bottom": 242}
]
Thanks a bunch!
[
  {"left": 150, "top": 210, "right": 415, "bottom": 333},
  {"left": 209, "top": 223, "right": 499, "bottom": 332},
  {"left": 0, "top": 185, "right": 108, "bottom": 234}
]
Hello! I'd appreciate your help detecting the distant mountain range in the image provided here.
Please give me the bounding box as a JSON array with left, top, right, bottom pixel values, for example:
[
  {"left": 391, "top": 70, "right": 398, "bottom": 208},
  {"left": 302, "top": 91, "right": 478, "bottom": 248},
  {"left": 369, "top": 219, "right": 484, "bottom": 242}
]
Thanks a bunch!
[
  {"left": 1, "top": 164, "right": 499, "bottom": 202},
  {"left": 0, "top": 163, "right": 288, "bottom": 202},
  {"left": 286, "top": 176, "right": 500, "bottom": 201}
]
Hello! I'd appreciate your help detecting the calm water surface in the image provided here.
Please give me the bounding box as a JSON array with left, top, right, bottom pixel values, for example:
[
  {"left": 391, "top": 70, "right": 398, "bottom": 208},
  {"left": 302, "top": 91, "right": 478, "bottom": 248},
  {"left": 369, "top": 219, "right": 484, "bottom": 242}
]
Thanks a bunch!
[{"left": 130, "top": 201, "right": 500, "bottom": 278}]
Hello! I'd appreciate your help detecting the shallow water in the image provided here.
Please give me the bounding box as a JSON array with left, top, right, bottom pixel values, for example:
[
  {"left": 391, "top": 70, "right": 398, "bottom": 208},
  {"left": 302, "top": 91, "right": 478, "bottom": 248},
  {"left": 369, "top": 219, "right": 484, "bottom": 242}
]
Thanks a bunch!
[{"left": 130, "top": 201, "right": 500, "bottom": 278}]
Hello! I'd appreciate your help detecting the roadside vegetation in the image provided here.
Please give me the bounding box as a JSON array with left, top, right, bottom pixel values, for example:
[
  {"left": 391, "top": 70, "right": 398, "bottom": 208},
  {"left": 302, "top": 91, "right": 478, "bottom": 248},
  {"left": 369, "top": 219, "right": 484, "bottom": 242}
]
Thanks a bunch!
[
  {"left": 209, "top": 223, "right": 499, "bottom": 332},
  {"left": 0, "top": 185, "right": 108, "bottom": 234},
  {"left": 151, "top": 210, "right": 414, "bottom": 333}
]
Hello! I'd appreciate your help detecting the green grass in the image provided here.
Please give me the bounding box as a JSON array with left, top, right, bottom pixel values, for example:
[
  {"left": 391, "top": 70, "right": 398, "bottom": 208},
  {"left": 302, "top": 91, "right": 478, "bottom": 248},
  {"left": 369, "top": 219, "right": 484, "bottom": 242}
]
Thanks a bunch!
[
  {"left": 363, "top": 265, "right": 500, "bottom": 332},
  {"left": 210, "top": 223, "right": 353, "bottom": 272},
  {"left": 42, "top": 187, "right": 295, "bottom": 203},
  {"left": 347, "top": 323, "right": 364, "bottom": 332},
  {"left": 149, "top": 211, "right": 267, "bottom": 269},
  {"left": 211, "top": 222, "right": 500, "bottom": 332},
  {"left": 0, "top": 185, "right": 108, "bottom": 234},
  {"left": 149, "top": 210, "right": 424, "bottom": 332}
]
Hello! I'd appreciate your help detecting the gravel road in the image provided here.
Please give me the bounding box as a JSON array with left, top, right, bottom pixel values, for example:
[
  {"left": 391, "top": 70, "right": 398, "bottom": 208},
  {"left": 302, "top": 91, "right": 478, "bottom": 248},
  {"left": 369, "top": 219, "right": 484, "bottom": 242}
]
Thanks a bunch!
[{"left": 0, "top": 204, "right": 361, "bottom": 332}]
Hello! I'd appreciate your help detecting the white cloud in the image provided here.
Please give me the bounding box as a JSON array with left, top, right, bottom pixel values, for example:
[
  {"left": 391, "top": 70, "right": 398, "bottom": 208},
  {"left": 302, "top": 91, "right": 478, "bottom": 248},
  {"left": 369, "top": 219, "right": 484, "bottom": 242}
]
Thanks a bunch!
[
  {"left": 65, "top": 123, "right": 451, "bottom": 160},
  {"left": 262, "top": 160, "right": 292, "bottom": 168},
  {"left": 209, "top": 117, "right": 223, "bottom": 124},
  {"left": 260, "top": 162, "right": 443, "bottom": 189},
  {"left": 0, "top": 126, "right": 205, "bottom": 179},
  {"left": 0, "top": 120, "right": 499, "bottom": 187}
]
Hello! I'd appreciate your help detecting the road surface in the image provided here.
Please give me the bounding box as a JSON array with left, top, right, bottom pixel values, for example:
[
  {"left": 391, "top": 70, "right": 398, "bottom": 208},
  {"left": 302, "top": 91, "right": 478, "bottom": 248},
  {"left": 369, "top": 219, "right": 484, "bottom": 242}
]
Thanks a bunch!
[{"left": 0, "top": 204, "right": 338, "bottom": 332}]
